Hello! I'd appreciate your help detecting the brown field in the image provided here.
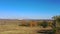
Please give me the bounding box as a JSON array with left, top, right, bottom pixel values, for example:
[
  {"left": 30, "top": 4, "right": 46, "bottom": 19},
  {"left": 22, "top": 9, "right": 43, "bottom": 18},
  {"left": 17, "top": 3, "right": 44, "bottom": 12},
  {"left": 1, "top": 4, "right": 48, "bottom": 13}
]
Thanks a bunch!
[
  {"left": 0, "top": 25, "right": 52, "bottom": 34},
  {"left": 0, "top": 19, "right": 52, "bottom": 34}
]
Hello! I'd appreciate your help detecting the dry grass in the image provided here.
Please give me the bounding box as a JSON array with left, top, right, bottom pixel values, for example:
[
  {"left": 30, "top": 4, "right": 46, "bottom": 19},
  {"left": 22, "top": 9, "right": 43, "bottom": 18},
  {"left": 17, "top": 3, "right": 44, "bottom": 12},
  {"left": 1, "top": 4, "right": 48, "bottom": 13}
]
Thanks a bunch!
[{"left": 0, "top": 25, "right": 52, "bottom": 34}]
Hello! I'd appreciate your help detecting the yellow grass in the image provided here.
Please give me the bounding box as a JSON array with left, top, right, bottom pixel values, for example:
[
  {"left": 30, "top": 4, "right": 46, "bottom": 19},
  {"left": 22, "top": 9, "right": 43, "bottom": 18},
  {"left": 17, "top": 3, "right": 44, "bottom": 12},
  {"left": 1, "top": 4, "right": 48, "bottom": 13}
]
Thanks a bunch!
[{"left": 0, "top": 25, "right": 52, "bottom": 34}]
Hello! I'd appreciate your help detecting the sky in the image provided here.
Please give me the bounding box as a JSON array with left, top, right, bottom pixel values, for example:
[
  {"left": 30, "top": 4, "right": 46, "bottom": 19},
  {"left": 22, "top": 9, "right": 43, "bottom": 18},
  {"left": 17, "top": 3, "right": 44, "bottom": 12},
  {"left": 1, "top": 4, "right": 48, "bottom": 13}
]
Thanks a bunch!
[{"left": 0, "top": 0, "right": 60, "bottom": 19}]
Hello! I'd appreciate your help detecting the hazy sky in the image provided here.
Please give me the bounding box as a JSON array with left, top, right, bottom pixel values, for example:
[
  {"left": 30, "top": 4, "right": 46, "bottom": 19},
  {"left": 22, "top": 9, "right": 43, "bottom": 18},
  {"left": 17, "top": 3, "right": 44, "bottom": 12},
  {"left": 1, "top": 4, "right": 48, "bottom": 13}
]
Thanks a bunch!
[{"left": 0, "top": 0, "right": 60, "bottom": 19}]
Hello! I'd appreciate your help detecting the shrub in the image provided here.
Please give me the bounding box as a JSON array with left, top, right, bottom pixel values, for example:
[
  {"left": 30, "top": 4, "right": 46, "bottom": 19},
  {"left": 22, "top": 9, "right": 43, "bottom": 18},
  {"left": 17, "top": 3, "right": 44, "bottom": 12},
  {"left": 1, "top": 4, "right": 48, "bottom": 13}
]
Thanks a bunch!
[
  {"left": 40, "top": 21, "right": 48, "bottom": 28},
  {"left": 18, "top": 23, "right": 30, "bottom": 27}
]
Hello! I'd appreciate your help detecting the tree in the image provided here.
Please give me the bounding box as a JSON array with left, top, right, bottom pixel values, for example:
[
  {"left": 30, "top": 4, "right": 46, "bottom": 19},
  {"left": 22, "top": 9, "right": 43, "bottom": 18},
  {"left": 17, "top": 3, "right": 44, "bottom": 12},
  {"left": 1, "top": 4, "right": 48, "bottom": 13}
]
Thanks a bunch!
[
  {"left": 52, "top": 15, "right": 60, "bottom": 27},
  {"left": 52, "top": 16, "right": 60, "bottom": 23},
  {"left": 41, "top": 21, "right": 48, "bottom": 28},
  {"left": 52, "top": 15, "right": 60, "bottom": 34}
]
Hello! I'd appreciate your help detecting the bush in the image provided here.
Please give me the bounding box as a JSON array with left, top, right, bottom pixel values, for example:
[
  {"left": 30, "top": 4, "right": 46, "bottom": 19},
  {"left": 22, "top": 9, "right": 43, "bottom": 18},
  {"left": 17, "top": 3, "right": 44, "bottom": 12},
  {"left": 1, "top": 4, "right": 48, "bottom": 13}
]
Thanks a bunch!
[
  {"left": 52, "top": 28, "right": 56, "bottom": 34},
  {"left": 40, "top": 21, "right": 48, "bottom": 28},
  {"left": 37, "top": 22, "right": 42, "bottom": 26},
  {"left": 18, "top": 23, "right": 30, "bottom": 27}
]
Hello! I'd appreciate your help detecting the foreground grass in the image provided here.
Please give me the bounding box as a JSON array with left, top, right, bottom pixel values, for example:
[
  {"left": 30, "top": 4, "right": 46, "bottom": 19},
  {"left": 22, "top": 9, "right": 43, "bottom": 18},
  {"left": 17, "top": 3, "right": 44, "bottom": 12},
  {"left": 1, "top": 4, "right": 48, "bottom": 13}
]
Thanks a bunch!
[{"left": 0, "top": 25, "right": 52, "bottom": 34}]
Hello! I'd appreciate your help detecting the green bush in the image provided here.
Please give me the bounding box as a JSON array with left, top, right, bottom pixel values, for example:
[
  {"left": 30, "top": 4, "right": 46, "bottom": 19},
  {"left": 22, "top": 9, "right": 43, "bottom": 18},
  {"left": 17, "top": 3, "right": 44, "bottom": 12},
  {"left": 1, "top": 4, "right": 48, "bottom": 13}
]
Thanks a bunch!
[
  {"left": 40, "top": 21, "right": 48, "bottom": 28},
  {"left": 52, "top": 28, "right": 56, "bottom": 34}
]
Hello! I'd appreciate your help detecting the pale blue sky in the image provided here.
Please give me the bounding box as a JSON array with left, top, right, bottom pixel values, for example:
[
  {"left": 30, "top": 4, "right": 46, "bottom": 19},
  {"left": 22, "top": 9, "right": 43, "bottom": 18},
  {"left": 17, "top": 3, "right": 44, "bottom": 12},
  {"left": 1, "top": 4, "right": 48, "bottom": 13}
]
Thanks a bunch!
[{"left": 0, "top": 0, "right": 60, "bottom": 19}]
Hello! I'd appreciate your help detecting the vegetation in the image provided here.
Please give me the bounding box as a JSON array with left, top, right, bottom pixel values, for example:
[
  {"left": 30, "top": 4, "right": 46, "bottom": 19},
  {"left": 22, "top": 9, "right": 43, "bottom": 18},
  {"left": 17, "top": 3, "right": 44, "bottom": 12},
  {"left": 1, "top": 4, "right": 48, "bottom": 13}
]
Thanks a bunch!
[
  {"left": 1, "top": 16, "right": 59, "bottom": 34},
  {"left": 40, "top": 21, "right": 48, "bottom": 28},
  {"left": 52, "top": 15, "right": 60, "bottom": 24},
  {"left": 37, "top": 22, "right": 41, "bottom": 26},
  {"left": 52, "top": 15, "right": 60, "bottom": 34},
  {"left": 0, "top": 25, "right": 41, "bottom": 34},
  {"left": 19, "top": 23, "right": 30, "bottom": 27}
]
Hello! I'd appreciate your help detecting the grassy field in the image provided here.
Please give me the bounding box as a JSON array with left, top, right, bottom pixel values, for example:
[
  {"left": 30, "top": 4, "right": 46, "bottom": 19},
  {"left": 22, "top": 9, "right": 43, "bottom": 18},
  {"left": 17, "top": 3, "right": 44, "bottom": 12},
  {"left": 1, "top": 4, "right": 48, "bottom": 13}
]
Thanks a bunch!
[{"left": 0, "top": 25, "right": 52, "bottom": 34}]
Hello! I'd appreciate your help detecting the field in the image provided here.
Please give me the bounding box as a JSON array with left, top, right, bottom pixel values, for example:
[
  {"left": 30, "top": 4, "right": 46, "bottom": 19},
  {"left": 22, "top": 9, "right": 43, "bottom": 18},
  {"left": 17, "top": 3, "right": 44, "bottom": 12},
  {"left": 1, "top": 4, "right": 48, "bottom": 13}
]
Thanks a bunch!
[
  {"left": 0, "top": 19, "right": 53, "bottom": 34},
  {"left": 0, "top": 25, "right": 52, "bottom": 34}
]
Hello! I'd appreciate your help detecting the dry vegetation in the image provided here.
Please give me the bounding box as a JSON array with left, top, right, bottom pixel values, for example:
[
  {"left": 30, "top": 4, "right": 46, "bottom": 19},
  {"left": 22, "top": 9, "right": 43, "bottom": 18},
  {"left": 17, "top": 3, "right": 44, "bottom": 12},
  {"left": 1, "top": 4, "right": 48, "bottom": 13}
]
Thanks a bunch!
[
  {"left": 0, "top": 19, "right": 52, "bottom": 34},
  {"left": 0, "top": 25, "right": 52, "bottom": 34}
]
